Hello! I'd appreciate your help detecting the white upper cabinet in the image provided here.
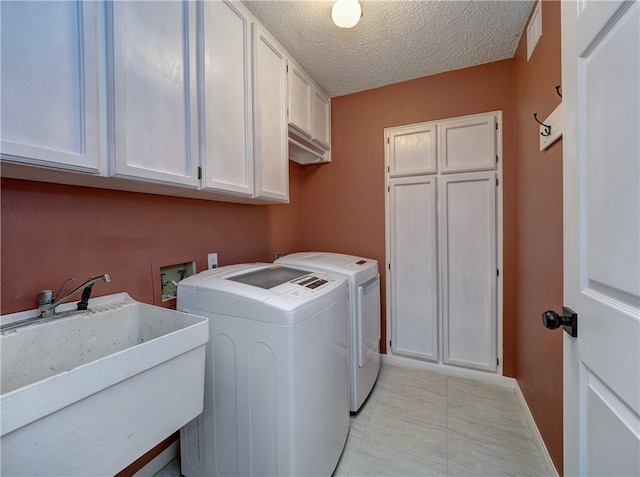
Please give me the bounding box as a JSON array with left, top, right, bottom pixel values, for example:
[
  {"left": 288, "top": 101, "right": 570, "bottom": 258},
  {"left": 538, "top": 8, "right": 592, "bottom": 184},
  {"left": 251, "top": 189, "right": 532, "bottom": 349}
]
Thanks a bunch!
[
  {"left": 252, "top": 24, "right": 289, "bottom": 202},
  {"left": 2, "top": 0, "right": 326, "bottom": 202},
  {"left": 199, "top": 0, "right": 254, "bottom": 196},
  {"left": 1, "top": 1, "right": 102, "bottom": 172},
  {"left": 287, "top": 60, "right": 331, "bottom": 164},
  {"left": 107, "top": 0, "right": 200, "bottom": 188}
]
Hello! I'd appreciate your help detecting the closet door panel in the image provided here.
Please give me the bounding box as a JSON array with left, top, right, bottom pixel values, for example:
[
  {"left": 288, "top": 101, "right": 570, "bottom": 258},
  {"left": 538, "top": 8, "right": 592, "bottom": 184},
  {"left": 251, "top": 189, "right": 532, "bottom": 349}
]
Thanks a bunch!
[
  {"left": 440, "top": 172, "right": 497, "bottom": 371},
  {"left": 388, "top": 124, "right": 437, "bottom": 177},
  {"left": 439, "top": 115, "right": 496, "bottom": 173},
  {"left": 389, "top": 176, "right": 439, "bottom": 361}
]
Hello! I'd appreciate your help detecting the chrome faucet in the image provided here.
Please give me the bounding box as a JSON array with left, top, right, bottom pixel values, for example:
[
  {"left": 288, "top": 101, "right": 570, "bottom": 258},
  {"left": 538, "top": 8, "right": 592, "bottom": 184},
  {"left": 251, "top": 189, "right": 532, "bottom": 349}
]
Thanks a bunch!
[{"left": 38, "top": 274, "right": 111, "bottom": 318}]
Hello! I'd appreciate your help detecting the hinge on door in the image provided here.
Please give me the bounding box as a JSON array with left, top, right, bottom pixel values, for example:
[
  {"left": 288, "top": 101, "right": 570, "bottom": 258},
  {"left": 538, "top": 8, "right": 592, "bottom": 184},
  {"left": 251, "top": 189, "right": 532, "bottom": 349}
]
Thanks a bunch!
[
  {"left": 496, "top": 122, "right": 499, "bottom": 130},
  {"left": 388, "top": 263, "right": 391, "bottom": 270},
  {"left": 387, "top": 137, "right": 390, "bottom": 144},
  {"left": 497, "top": 358, "right": 500, "bottom": 365},
  {"left": 496, "top": 177, "right": 499, "bottom": 186},
  {"left": 387, "top": 185, "right": 390, "bottom": 192},
  {"left": 286, "top": 64, "right": 288, "bottom": 73},
  {"left": 497, "top": 269, "right": 500, "bottom": 277},
  {"left": 390, "top": 340, "right": 392, "bottom": 348},
  {"left": 387, "top": 166, "right": 390, "bottom": 173},
  {"left": 197, "top": 166, "right": 202, "bottom": 180},
  {"left": 496, "top": 155, "right": 499, "bottom": 163}
]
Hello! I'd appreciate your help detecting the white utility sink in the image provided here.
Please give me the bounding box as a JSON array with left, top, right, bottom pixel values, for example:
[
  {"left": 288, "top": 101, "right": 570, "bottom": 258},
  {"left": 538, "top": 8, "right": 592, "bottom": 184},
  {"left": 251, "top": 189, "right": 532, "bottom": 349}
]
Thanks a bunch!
[{"left": 0, "top": 292, "right": 209, "bottom": 476}]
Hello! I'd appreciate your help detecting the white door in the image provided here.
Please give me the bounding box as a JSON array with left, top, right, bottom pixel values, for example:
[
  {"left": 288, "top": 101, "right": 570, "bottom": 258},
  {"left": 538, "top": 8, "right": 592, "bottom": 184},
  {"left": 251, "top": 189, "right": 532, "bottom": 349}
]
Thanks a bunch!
[
  {"left": 1, "top": 1, "right": 101, "bottom": 172},
  {"left": 253, "top": 23, "right": 289, "bottom": 202},
  {"left": 386, "top": 112, "right": 500, "bottom": 371},
  {"left": 561, "top": 1, "right": 639, "bottom": 475},
  {"left": 200, "top": 0, "right": 254, "bottom": 196},
  {"left": 388, "top": 174, "right": 439, "bottom": 361},
  {"left": 108, "top": 0, "right": 199, "bottom": 188},
  {"left": 440, "top": 172, "right": 497, "bottom": 372}
]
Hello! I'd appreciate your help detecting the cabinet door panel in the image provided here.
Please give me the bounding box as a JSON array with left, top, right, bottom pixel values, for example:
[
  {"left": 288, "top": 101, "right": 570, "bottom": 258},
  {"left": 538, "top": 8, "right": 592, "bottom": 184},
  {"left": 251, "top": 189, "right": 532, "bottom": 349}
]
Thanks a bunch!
[
  {"left": 388, "top": 123, "right": 437, "bottom": 177},
  {"left": 288, "top": 65, "right": 312, "bottom": 138},
  {"left": 439, "top": 115, "right": 497, "bottom": 173},
  {"left": 253, "top": 25, "right": 288, "bottom": 202},
  {"left": 1, "top": 1, "right": 100, "bottom": 172},
  {"left": 389, "top": 176, "right": 439, "bottom": 361},
  {"left": 440, "top": 172, "right": 497, "bottom": 371},
  {"left": 109, "top": 1, "right": 199, "bottom": 187},
  {"left": 312, "top": 89, "right": 331, "bottom": 150},
  {"left": 201, "top": 0, "right": 253, "bottom": 195}
]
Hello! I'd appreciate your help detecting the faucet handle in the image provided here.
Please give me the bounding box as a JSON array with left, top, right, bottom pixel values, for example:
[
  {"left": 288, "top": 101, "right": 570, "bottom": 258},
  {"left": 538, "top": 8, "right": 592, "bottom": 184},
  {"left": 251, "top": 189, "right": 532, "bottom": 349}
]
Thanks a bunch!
[{"left": 55, "top": 277, "right": 77, "bottom": 299}]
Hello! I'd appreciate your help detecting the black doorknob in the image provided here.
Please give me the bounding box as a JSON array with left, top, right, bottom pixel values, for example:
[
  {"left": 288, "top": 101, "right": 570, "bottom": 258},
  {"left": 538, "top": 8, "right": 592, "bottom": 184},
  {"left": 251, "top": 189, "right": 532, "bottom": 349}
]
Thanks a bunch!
[
  {"left": 541, "top": 307, "right": 578, "bottom": 337},
  {"left": 542, "top": 310, "right": 562, "bottom": 329}
]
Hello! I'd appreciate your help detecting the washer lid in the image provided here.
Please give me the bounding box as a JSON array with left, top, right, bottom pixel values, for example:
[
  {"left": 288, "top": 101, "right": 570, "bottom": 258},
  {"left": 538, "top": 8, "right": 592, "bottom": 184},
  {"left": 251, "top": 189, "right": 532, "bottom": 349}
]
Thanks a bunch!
[
  {"left": 276, "top": 252, "right": 378, "bottom": 282},
  {"left": 226, "top": 266, "right": 309, "bottom": 289},
  {"left": 178, "top": 263, "right": 347, "bottom": 322}
]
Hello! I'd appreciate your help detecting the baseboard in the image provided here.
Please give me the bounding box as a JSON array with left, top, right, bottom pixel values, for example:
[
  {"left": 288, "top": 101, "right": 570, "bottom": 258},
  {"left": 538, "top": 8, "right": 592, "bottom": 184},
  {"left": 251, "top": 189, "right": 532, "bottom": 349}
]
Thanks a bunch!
[
  {"left": 381, "top": 354, "right": 515, "bottom": 388},
  {"left": 513, "top": 382, "right": 560, "bottom": 477},
  {"left": 133, "top": 440, "right": 179, "bottom": 477}
]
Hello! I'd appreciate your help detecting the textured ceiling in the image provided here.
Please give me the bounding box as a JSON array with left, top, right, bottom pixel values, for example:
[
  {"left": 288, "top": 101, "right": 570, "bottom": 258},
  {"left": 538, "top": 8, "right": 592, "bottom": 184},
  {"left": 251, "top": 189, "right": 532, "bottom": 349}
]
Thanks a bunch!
[{"left": 242, "top": 0, "right": 534, "bottom": 97}]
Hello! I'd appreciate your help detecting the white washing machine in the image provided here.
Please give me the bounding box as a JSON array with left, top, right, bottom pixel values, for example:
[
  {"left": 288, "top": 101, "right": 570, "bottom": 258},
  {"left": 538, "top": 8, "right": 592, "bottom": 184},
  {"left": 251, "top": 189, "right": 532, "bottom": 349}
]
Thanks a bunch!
[
  {"left": 177, "top": 263, "right": 349, "bottom": 477},
  {"left": 276, "top": 252, "right": 381, "bottom": 412}
]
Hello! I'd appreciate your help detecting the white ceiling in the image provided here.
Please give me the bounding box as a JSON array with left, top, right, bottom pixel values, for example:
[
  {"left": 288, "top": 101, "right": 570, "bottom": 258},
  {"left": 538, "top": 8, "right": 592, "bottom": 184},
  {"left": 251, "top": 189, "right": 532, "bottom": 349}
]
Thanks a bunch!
[{"left": 242, "top": 0, "right": 534, "bottom": 98}]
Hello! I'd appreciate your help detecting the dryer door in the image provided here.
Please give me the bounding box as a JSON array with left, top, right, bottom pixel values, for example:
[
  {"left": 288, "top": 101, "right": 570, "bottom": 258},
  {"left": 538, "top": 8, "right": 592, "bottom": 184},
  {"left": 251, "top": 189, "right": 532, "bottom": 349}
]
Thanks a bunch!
[{"left": 357, "top": 274, "right": 381, "bottom": 367}]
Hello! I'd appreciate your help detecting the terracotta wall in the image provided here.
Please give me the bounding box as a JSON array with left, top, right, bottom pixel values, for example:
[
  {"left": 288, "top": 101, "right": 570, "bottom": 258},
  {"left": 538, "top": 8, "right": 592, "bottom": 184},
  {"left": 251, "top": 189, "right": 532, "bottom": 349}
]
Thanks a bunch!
[
  {"left": 1, "top": 3, "right": 564, "bottom": 470},
  {"left": 303, "top": 2, "right": 563, "bottom": 469},
  {"left": 513, "top": 0, "right": 564, "bottom": 472},
  {"left": 0, "top": 162, "right": 305, "bottom": 315},
  {"left": 302, "top": 60, "right": 517, "bottom": 372}
]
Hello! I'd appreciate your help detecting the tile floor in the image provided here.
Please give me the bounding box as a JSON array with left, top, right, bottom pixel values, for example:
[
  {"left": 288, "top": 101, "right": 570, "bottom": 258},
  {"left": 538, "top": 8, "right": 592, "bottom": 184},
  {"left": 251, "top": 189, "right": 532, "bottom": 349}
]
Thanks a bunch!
[{"left": 155, "top": 364, "right": 552, "bottom": 476}]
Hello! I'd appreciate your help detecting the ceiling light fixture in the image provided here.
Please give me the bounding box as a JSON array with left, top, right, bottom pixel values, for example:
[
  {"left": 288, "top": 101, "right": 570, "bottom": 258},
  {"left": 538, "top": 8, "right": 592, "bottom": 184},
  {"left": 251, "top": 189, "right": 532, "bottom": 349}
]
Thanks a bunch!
[{"left": 331, "top": 0, "right": 362, "bottom": 28}]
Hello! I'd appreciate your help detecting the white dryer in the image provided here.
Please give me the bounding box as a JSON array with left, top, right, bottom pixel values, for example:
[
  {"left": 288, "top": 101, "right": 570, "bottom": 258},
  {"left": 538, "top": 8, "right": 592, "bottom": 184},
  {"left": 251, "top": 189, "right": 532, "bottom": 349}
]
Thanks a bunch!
[
  {"left": 276, "top": 252, "right": 381, "bottom": 412},
  {"left": 177, "top": 263, "right": 349, "bottom": 477}
]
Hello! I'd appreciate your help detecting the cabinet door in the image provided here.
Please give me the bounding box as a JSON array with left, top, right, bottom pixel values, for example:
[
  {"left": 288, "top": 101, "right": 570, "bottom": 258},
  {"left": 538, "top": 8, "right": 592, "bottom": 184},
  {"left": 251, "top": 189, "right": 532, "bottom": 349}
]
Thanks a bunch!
[
  {"left": 439, "top": 114, "right": 497, "bottom": 173},
  {"left": 388, "top": 175, "right": 439, "bottom": 362},
  {"left": 200, "top": 0, "right": 253, "bottom": 196},
  {"left": 440, "top": 172, "right": 497, "bottom": 372},
  {"left": 312, "top": 88, "right": 331, "bottom": 150},
  {"left": 108, "top": 1, "right": 199, "bottom": 188},
  {"left": 387, "top": 123, "right": 437, "bottom": 177},
  {"left": 253, "top": 24, "right": 288, "bottom": 202},
  {"left": 287, "top": 64, "right": 313, "bottom": 139},
  {"left": 1, "top": 1, "right": 101, "bottom": 172}
]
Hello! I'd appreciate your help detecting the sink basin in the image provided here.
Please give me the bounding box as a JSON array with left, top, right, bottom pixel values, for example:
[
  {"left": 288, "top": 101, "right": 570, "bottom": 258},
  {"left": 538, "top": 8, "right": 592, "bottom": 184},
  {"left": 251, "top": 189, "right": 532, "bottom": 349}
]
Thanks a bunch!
[{"left": 0, "top": 292, "right": 209, "bottom": 476}]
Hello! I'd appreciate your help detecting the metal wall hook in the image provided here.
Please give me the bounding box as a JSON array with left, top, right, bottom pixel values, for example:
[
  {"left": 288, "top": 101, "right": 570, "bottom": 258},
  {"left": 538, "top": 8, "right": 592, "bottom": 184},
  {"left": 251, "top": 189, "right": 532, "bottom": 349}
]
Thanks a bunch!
[
  {"left": 555, "top": 85, "right": 562, "bottom": 97},
  {"left": 534, "top": 113, "right": 552, "bottom": 136}
]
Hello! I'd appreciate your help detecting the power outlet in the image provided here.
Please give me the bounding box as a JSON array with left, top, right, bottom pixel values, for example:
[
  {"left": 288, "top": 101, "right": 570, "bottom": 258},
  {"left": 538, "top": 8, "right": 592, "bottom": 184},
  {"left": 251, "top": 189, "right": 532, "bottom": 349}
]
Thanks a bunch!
[{"left": 207, "top": 253, "right": 218, "bottom": 269}]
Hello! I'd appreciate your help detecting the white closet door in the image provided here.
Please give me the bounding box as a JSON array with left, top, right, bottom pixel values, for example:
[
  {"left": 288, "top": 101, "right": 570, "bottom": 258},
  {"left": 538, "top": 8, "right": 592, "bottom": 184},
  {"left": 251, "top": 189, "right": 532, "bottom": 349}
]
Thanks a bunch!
[
  {"left": 389, "top": 175, "right": 439, "bottom": 361},
  {"left": 439, "top": 114, "right": 497, "bottom": 174},
  {"left": 440, "top": 172, "right": 497, "bottom": 371},
  {"left": 388, "top": 123, "right": 437, "bottom": 177}
]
